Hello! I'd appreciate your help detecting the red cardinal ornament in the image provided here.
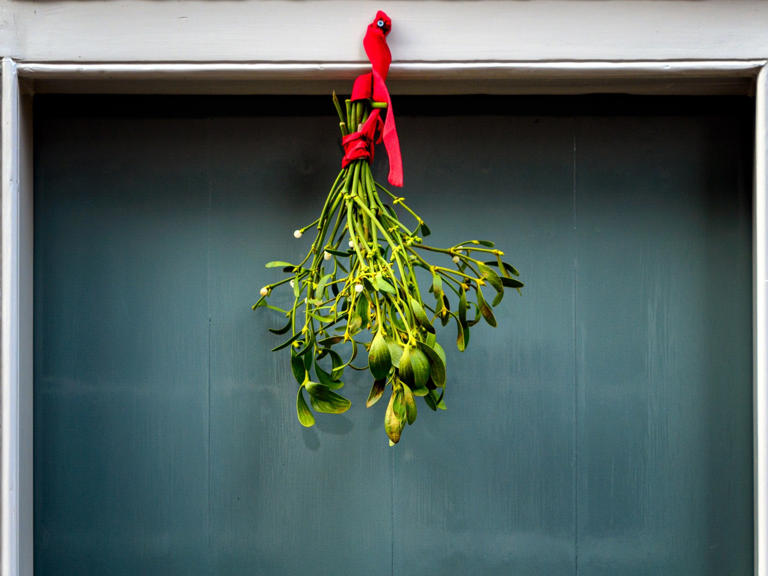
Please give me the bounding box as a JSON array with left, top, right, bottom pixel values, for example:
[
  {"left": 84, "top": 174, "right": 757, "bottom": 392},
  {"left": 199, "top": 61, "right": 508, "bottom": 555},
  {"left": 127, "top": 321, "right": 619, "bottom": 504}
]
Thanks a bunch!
[{"left": 349, "top": 11, "right": 403, "bottom": 187}]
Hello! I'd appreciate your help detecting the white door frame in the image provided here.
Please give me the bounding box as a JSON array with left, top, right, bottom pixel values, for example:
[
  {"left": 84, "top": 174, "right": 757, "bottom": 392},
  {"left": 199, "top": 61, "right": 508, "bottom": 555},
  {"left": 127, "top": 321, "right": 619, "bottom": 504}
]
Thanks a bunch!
[{"left": 3, "top": 58, "right": 767, "bottom": 576}]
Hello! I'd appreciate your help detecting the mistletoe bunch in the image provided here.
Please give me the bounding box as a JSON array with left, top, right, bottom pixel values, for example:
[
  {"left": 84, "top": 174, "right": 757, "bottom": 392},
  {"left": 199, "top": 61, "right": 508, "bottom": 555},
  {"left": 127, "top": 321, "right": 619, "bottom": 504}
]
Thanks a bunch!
[{"left": 254, "top": 95, "right": 523, "bottom": 445}]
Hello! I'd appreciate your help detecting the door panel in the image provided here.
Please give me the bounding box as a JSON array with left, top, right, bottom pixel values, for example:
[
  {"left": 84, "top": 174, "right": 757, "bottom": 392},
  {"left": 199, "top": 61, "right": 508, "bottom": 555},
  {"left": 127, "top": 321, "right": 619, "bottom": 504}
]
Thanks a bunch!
[{"left": 34, "top": 95, "right": 753, "bottom": 575}]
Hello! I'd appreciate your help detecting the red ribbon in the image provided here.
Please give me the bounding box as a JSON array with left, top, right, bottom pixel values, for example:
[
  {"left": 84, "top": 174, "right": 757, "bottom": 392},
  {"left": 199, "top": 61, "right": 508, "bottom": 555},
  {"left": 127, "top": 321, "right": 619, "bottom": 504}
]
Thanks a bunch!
[
  {"left": 341, "top": 109, "right": 383, "bottom": 168},
  {"left": 342, "top": 11, "right": 403, "bottom": 187}
]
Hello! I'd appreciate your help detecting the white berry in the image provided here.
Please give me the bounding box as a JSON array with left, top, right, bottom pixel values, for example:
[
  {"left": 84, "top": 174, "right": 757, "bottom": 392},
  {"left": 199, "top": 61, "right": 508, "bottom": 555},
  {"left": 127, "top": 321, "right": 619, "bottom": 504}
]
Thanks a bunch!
[
  {"left": 354, "top": 283, "right": 364, "bottom": 293},
  {"left": 293, "top": 229, "right": 303, "bottom": 239},
  {"left": 323, "top": 251, "right": 332, "bottom": 261},
  {"left": 260, "top": 286, "right": 269, "bottom": 296},
  {"left": 348, "top": 239, "right": 355, "bottom": 248},
  {"left": 452, "top": 255, "right": 461, "bottom": 264}
]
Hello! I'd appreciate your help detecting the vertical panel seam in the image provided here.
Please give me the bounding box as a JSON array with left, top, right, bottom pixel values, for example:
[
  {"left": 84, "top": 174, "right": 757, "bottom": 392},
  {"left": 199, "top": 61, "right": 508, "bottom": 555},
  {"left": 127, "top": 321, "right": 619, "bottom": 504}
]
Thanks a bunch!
[
  {"left": 391, "top": 449, "right": 395, "bottom": 576},
  {"left": 572, "top": 127, "right": 579, "bottom": 576},
  {"left": 205, "top": 117, "right": 213, "bottom": 572}
]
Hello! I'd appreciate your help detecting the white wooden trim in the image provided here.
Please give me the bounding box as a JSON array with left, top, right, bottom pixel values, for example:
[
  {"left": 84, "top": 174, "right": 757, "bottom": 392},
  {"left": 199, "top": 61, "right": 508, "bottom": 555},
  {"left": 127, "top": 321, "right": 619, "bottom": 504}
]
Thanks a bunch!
[
  {"left": 756, "top": 65, "right": 768, "bottom": 576},
  {"left": 2, "top": 56, "right": 33, "bottom": 576},
  {"left": 2, "top": 56, "right": 21, "bottom": 576},
  {"left": 2, "top": 1, "right": 768, "bottom": 63},
  {"left": 16, "top": 60, "right": 768, "bottom": 78},
  {"left": 2, "top": 57, "right": 765, "bottom": 575},
  {"left": 15, "top": 60, "right": 767, "bottom": 97}
]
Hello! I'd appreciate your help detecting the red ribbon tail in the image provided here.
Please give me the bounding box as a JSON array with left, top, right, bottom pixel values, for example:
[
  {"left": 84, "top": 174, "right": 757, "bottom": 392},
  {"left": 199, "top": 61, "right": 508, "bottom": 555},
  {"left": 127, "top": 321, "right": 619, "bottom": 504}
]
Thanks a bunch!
[
  {"left": 371, "top": 71, "right": 403, "bottom": 187},
  {"left": 382, "top": 93, "right": 403, "bottom": 187}
]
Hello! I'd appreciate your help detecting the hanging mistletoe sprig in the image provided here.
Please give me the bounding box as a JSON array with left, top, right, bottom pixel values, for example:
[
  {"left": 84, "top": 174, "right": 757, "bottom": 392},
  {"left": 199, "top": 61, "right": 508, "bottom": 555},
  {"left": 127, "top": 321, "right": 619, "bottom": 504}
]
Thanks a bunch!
[{"left": 253, "top": 11, "right": 523, "bottom": 444}]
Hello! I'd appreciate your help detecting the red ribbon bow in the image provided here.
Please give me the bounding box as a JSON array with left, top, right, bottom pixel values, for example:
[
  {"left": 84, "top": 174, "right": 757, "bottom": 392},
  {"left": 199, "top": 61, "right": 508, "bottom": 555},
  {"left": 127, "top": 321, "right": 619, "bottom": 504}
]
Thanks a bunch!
[
  {"left": 341, "top": 108, "right": 384, "bottom": 169},
  {"left": 342, "top": 11, "right": 404, "bottom": 187}
]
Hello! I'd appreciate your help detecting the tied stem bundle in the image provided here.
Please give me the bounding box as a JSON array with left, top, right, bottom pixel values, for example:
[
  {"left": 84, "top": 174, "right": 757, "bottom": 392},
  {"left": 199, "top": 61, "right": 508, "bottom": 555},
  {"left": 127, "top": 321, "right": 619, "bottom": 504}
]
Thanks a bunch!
[{"left": 254, "top": 94, "right": 523, "bottom": 445}]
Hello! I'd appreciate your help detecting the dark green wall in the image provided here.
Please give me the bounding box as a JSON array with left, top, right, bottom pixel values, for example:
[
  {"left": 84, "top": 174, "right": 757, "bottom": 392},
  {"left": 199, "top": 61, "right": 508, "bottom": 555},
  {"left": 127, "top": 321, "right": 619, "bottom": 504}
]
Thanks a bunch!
[{"left": 34, "top": 95, "right": 754, "bottom": 575}]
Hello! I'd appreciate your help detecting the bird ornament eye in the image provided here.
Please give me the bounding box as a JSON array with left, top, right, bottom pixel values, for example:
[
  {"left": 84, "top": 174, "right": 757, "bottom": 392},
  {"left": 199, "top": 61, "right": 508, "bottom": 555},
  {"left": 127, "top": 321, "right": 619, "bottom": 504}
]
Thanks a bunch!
[{"left": 377, "top": 19, "right": 385, "bottom": 28}]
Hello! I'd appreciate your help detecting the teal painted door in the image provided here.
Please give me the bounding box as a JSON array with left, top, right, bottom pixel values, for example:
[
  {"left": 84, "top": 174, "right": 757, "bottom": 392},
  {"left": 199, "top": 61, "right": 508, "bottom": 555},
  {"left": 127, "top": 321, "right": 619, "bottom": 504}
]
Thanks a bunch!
[{"left": 34, "top": 95, "right": 753, "bottom": 575}]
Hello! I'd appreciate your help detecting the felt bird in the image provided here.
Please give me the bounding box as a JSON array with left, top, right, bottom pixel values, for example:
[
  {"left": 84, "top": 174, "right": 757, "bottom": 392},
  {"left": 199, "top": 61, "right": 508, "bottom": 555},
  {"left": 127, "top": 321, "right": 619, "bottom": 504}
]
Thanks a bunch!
[{"left": 351, "top": 10, "right": 403, "bottom": 187}]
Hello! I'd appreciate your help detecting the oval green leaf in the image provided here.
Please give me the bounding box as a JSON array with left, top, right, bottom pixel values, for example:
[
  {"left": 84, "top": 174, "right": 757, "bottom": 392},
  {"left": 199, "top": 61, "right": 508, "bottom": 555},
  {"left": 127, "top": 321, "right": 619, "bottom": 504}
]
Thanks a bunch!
[
  {"left": 399, "top": 346, "right": 430, "bottom": 389},
  {"left": 385, "top": 388, "right": 406, "bottom": 444},
  {"left": 476, "top": 287, "right": 497, "bottom": 327},
  {"left": 418, "top": 341, "right": 446, "bottom": 387},
  {"left": 291, "top": 352, "right": 306, "bottom": 384},
  {"left": 296, "top": 388, "right": 315, "bottom": 427},
  {"left": 304, "top": 382, "right": 351, "bottom": 414},
  {"left": 368, "top": 330, "right": 392, "bottom": 380},
  {"left": 388, "top": 341, "right": 403, "bottom": 368},
  {"left": 410, "top": 298, "right": 435, "bottom": 334},
  {"left": 402, "top": 383, "right": 417, "bottom": 425},
  {"left": 366, "top": 378, "right": 387, "bottom": 407}
]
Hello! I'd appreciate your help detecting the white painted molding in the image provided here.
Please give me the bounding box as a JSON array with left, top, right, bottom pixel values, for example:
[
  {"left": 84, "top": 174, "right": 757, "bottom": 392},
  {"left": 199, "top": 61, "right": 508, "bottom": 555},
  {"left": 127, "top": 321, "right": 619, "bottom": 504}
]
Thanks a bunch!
[
  {"left": 2, "top": 56, "right": 21, "bottom": 576},
  {"left": 756, "top": 65, "right": 768, "bottom": 576},
  {"left": 1, "top": 1, "right": 768, "bottom": 64},
  {"left": 2, "top": 56, "right": 33, "bottom": 576},
  {"left": 15, "top": 60, "right": 768, "bottom": 96},
  {"left": 2, "top": 55, "right": 765, "bottom": 575},
  {"left": 17, "top": 60, "right": 768, "bottom": 79}
]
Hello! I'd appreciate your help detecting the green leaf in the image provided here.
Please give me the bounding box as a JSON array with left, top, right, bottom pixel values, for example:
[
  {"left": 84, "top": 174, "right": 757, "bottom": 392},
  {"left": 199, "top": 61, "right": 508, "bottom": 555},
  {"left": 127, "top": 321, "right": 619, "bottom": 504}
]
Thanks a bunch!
[
  {"left": 272, "top": 332, "right": 302, "bottom": 352},
  {"left": 326, "top": 248, "right": 352, "bottom": 257},
  {"left": 315, "top": 274, "right": 333, "bottom": 300},
  {"left": 476, "top": 286, "right": 497, "bottom": 327},
  {"left": 268, "top": 316, "right": 292, "bottom": 335},
  {"left": 433, "top": 341, "right": 446, "bottom": 363},
  {"left": 455, "top": 318, "right": 467, "bottom": 352},
  {"left": 315, "top": 360, "right": 344, "bottom": 390},
  {"left": 492, "top": 291, "right": 504, "bottom": 307},
  {"left": 390, "top": 308, "right": 407, "bottom": 333},
  {"left": 410, "top": 383, "right": 429, "bottom": 396},
  {"left": 304, "top": 382, "right": 351, "bottom": 414},
  {"left": 402, "top": 383, "right": 417, "bottom": 425},
  {"left": 373, "top": 273, "right": 397, "bottom": 295},
  {"left": 423, "top": 390, "right": 438, "bottom": 411},
  {"left": 501, "top": 277, "right": 524, "bottom": 289},
  {"left": 265, "top": 261, "right": 294, "bottom": 269},
  {"left": 388, "top": 341, "right": 403, "bottom": 368},
  {"left": 385, "top": 388, "right": 406, "bottom": 444},
  {"left": 431, "top": 273, "right": 443, "bottom": 295},
  {"left": 291, "top": 352, "right": 306, "bottom": 384},
  {"left": 478, "top": 263, "right": 504, "bottom": 295},
  {"left": 427, "top": 389, "right": 446, "bottom": 411},
  {"left": 418, "top": 341, "right": 446, "bottom": 387},
  {"left": 458, "top": 288, "right": 470, "bottom": 349},
  {"left": 420, "top": 222, "right": 431, "bottom": 237},
  {"left": 347, "top": 312, "right": 363, "bottom": 334},
  {"left": 410, "top": 298, "right": 435, "bottom": 333},
  {"left": 296, "top": 388, "right": 315, "bottom": 427},
  {"left": 328, "top": 349, "right": 345, "bottom": 380},
  {"left": 398, "top": 346, "right": 430, "bottom": 389},
  {"left": 368, "top": 330, "right": 392, "bottom": 380},
  {"left": 355, "top": 293, "right": 370, "bottom": 327},
  {"left": 303, "top": 345, "right": 314, "bottom": 371},
  {"left": 319, "top": 336, "right": 344, "bottom": 347},
  {"left": 366, "top": 378, "right": 387, "bottom": 407},
  {"left": 483, "top": 259, "right": 520, "bottom": 278}
]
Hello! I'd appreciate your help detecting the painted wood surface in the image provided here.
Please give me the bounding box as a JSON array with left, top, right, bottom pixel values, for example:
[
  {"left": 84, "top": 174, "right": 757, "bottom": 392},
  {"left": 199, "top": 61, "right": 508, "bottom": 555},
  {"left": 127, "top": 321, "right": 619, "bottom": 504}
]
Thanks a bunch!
[
  {"left": 34, "top": 95, "right": 753, "bottom": 575},
  {"left": 2, "top": 1, "right": 768, "bottom": 64}
]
